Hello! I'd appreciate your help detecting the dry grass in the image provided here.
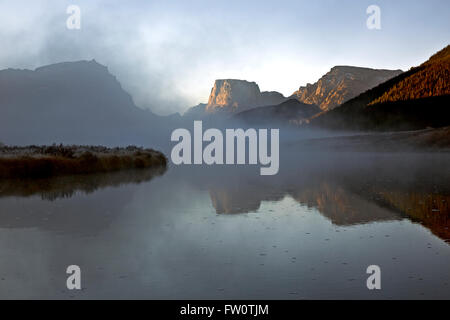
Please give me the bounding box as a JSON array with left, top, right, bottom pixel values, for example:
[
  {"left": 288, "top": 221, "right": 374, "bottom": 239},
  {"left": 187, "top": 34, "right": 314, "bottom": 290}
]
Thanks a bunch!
[{"left": 0, "top": 144, "right": 167, "bottom": 179}]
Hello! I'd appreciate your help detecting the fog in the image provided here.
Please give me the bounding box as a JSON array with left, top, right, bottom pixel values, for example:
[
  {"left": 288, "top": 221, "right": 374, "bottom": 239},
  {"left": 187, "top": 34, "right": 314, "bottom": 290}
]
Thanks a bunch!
[{"left": 1, "top": 0, "right": 448, "bottom": 115}]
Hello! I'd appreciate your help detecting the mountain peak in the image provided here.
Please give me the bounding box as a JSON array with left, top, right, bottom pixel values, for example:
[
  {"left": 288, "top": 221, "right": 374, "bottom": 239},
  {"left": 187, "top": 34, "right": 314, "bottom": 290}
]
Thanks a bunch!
[
  {"left": 370, "top": 44, "right": 450, "bottom": 105},
  {"left": 309, "top": 44, "right": 450, "bottom": 131},
  {"left": 291, "top": 66, "right": 403, "bottom": 110},
  {"left": 213, "top": 79, "right": 257, "bottom": 85},
  {"left": 205, "top": 79, "right": 285, "bottom": 113},
  {"left": 0, "top": 60, "right": 166, "bottom": 146},
  {"left": 34, "top": 60, "right": 108, "bottom": 73},
  {"left": 424, "top": 44, "right": 450, "bottom": 65}
]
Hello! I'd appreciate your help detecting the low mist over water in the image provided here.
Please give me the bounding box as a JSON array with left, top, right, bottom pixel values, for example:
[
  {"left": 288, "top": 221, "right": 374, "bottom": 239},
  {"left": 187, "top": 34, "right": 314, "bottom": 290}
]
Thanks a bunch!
[{"left": 0, "top": 151, "right": 449, "bottom": 299}]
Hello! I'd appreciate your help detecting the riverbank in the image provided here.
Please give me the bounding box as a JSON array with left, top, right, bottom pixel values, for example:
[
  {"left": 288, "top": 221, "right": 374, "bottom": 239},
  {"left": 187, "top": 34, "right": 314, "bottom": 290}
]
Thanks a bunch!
[
  {"left": 289, "top": 126, "right": 450, "bottom": 152},
  {"left": 0, "top": 145, "right": 167, "bottom": 179}
]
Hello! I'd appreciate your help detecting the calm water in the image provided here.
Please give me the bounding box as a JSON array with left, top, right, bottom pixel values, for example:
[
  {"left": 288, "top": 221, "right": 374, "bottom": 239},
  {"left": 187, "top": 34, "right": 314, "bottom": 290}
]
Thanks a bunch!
[{"left": 0, "top": 152, "right": 449, "bottom": 299}]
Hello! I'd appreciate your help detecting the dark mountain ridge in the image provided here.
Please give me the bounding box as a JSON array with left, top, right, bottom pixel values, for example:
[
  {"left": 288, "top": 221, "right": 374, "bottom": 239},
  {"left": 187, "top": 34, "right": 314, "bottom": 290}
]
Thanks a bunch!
[
  {"left": 0, "top": 60, "right": 178, "bottom": 148},
  {"left": 234, "top": 99, "right": 321, "bottom": 126}
]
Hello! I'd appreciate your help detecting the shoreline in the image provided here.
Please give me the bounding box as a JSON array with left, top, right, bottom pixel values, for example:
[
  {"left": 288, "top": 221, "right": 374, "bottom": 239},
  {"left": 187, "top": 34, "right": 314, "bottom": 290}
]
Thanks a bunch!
[{"left": 0, "top": 145, "right": 167, "bottom": 179}]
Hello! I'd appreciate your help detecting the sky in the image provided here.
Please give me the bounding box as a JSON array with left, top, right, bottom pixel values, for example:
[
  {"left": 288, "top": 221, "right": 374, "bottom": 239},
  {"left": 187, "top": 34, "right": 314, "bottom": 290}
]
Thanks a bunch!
[{"left": 0, "top": 0, "right": 449, "bottom": 115}]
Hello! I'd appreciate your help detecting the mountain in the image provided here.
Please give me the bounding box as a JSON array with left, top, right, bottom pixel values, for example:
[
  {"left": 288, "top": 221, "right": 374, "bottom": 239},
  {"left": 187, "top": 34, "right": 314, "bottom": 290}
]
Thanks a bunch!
[
  {"left": 370, "top": 45, "right": 449, "bottom": 104},
  {"left": 183, "top": 103, "right": 207, "bottom": 119},
  {"left": 184, "top": 79, "right": 286, "bottom": 118},
  {"left": 206, "top": 79, "right": 286, "bottom": 113},
  {"left": 291, "top": 66, "right": 403, "bottom": 111},
  {"left": 0, "top": 60, "right": 177, "bottom": 147},
  {"left": 234, "top": 99, "right": 321, "bottom": 126},
  {"left": 309, "top": 45, "right": 450, "bottom": 131}
]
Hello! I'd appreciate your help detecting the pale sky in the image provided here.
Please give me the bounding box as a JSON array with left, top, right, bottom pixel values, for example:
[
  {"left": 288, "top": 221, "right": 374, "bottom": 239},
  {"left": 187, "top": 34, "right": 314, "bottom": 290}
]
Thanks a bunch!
[{"left": 0, "top": 0, "right": 449, "bottom": 115}]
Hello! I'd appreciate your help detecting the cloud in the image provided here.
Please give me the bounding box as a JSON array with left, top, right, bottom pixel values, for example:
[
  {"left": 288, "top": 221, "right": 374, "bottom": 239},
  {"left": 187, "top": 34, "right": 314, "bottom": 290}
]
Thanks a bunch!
[
  {"left": 0, "top": 0, "right": 325, "bottom": 115},
  {"left": 1, "top": 0, "right": 449, "bottom": 115}
]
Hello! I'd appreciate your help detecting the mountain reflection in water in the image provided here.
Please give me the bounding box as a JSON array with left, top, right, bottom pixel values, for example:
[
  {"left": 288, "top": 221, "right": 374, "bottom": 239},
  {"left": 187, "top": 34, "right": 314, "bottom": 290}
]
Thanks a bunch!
[
  {"left": 0, "top": 151, "right": 449, "bottom": 299},
  {"left": 203, "top": 152, "right": 450, "bottom": 243},
  {"left": 1, "top": 153, "right": 449, "bottom": 242}
]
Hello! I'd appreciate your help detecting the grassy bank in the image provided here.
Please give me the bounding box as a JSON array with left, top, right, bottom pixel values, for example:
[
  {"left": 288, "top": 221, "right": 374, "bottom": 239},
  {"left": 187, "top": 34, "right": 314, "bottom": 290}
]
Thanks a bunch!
[{"left": 0, "top": 145, "right": 167, "bottom": 179}]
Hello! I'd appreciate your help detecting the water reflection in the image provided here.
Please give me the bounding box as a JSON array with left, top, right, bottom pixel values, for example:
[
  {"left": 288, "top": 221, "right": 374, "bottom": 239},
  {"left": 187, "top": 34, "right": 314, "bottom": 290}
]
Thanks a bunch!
[
  {"left": 0, "top": 167, "right": 166, "bottom": 201},
  {"left": 1, "top": 154, "right": 449, "bottom": 242},
  {"left": 0, "top": 152, "right": 449, "bottom": 299},
  {"left": 0, "top": 167, "right": 165, "bottom": 234},
  {"left": 200, "top": 152, "right": 450, "bottom": 242}
]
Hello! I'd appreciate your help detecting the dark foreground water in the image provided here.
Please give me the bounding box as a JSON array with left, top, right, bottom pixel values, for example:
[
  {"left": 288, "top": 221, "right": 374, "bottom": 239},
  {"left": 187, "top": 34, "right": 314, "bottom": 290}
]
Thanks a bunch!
[{"left": 0, "top": 152, "right": 449, "bottom": 299}]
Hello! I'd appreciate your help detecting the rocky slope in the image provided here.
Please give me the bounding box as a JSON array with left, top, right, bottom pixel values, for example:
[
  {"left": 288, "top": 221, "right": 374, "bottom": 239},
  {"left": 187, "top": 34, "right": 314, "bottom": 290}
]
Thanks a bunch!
[
  {"left": 205, "top": 79, "right": 286, "bottom": 113},
  {"left": 291, "top": 66, "right": 402, "bottom": 110},
  {"left": 370, "top": 45, "right": 450, "bottom": 105},
  {"left": 309, "top": 45, "right": 450, "bottom": 131}
]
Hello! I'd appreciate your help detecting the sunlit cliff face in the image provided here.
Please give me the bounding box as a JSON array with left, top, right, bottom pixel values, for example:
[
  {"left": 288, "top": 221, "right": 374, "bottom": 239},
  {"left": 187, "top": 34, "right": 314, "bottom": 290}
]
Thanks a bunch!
[
  {"left": 291, "top": 66, "right": 403, "bottom": 111},
  {"left": 205, "top": 79, "right": 285, "bottom": 113}
]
